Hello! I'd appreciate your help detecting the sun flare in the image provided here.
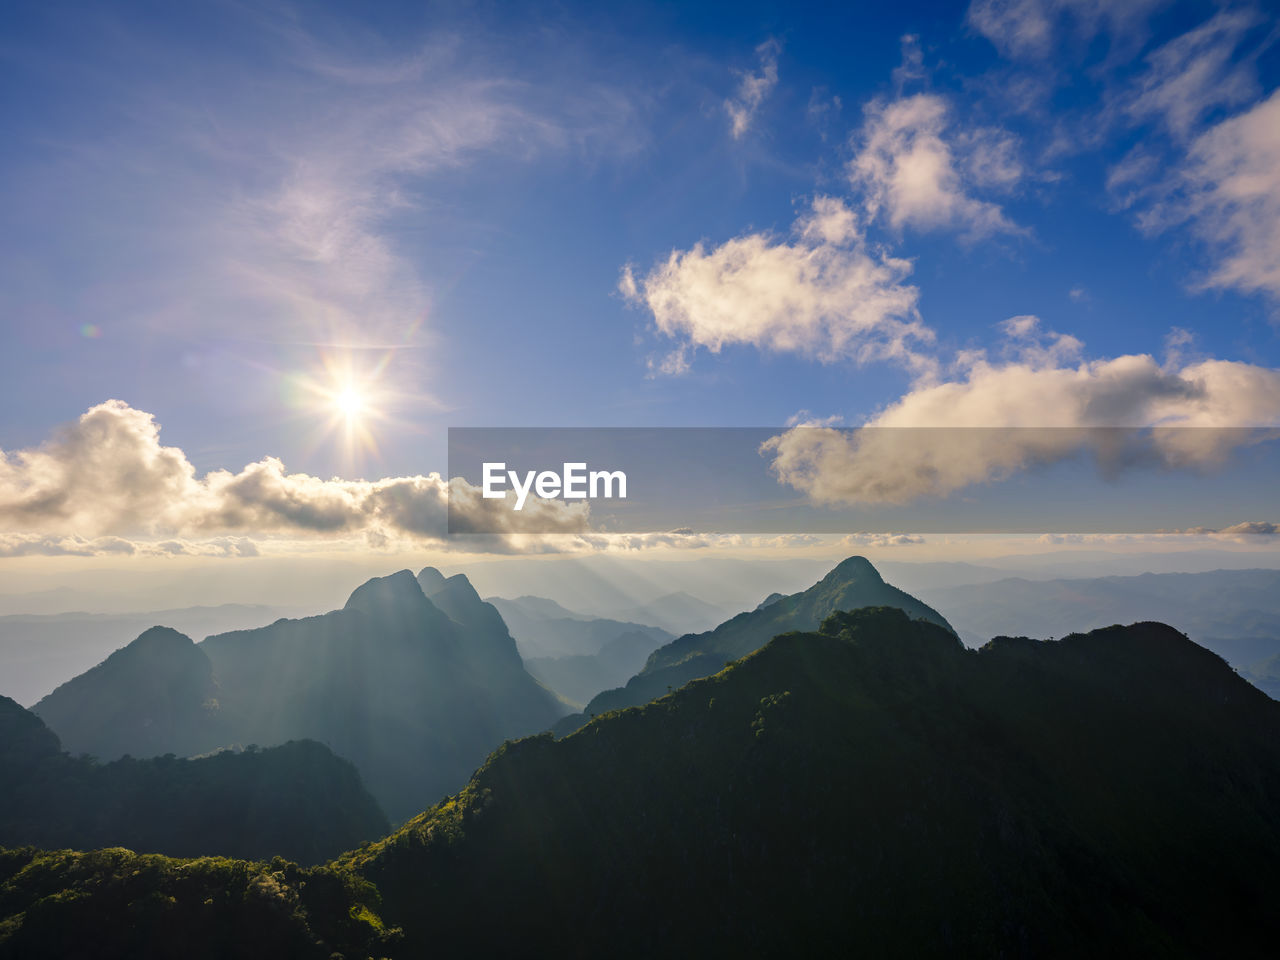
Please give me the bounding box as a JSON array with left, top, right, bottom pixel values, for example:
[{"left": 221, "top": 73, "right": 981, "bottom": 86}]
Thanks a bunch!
[{"left": 333, "top": 385, "right": 368, "bottom": 421}]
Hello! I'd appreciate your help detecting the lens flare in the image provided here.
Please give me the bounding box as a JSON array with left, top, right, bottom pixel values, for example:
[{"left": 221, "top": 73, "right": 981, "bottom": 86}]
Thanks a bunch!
[{"left": 283, "top": 350, "right": 396, "bottom": 472}]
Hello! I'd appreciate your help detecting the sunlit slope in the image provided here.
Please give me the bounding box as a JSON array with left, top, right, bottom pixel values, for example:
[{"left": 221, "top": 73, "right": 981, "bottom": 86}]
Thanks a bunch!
[
  {"left": 567, "top": 555, "right": 954, "bottom": 729},
  {"left": 350, "top": 608, "right": 1280, "bottom": 957}
]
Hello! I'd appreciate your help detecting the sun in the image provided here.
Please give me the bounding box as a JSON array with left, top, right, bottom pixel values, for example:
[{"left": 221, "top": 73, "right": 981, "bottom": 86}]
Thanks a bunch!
[{"left": 333, "top": 385, "right": 368, "bottom": 422}]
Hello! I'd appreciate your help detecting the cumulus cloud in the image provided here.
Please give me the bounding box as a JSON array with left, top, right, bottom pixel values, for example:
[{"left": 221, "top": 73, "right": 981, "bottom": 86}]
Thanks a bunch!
[
  {"left": 725, "top": 39, "right": 780, "bottom": 139},
  {"left": 620, "top": 196, "right": 932, "bottom": 375},
  {"left": 848, "top": 94, "right": 1024, "bottom": 240},
  {"left": 0, "top": 401, "right": 589, "bottom": 552},
  {"left": 763, "top": 317, "right": 1280, "bottom": 506}
]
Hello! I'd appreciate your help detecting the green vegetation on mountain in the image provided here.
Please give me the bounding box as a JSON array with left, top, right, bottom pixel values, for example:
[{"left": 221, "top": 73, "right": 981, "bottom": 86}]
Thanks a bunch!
[
  {"left": 346, "top": 608, "right": 1280, "bottom": 956},
  {"left": 1, "top": 696, "right": 387, "bottom": 864},
  {"left": 560, "top": 555, "right": 953, "bottom": 732},
  {"left": 0, "top": 848, "right": 390, "bottom": 960},
  {"left": 34, "top": 570, "right": 567, "bottom": 823},
  {"left": 6, "top": 608, "right": 1280, "bottom": 955}
]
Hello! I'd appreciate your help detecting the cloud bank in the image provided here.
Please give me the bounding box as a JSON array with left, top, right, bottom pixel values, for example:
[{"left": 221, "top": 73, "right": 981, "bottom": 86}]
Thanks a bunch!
[
  {"left": 0, "top": 401, "right": 589, "bottom": 553},
  {"left": 764, "top": 317, "right": 1280, "bottom": 505}
]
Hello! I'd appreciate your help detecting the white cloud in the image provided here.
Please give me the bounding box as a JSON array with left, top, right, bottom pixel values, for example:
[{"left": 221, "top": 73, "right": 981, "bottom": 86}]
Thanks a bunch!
[
  {"left": 891, "top": 35, "right": 927, "bottom": 92},
  {"left": 725, "top": 39, "right": 781, "bottom": 140},
  {"left": 763, "top": 317, "right": 1280, "bottom": 505},
  {"left": 0, "top": 401, "right": 590, "bottom": 551},
  {"left": 967, "top": 0, "right": 1165, "bottom": 60},
  {"left": 848, "top": 94, "right": 1024, "bottom": 240},
  {"left": 1177, "top": 521, "right": 1280, "bottom": 538},
  {"left": 842, "top": 533, "right": 926, "bottom": 547},
  {"left": 621, "top": 196, "right": 932, "bottom": 375},
  {"left": 1119, "top": 8, "right": 1264, "bottom": 140},
  {"left": 0, "top": 534, "right": 260, "bottom": 559},
  {"left": 1161, "top": 89, "right": 1280, "bottom": 300}
]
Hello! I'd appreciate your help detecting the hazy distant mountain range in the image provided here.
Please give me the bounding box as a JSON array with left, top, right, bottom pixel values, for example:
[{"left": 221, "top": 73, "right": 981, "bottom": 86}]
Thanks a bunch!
[
  {"left": 485, "top": 595, "right": 672, "bottom": 705},
  {"left": 32, "top": 569, "right": 567, "bottom": 823},
  {"left": 7, "top": 604, "right": 1279, "bottom": 957},
  {"left": 0, "top": 694, "right": 386, "bottom": 864},
  {"left": 913, "top": 569, "right": 1280, "bottom": 674},
  {"left": 0, "top": 604, "right": 302, "bottom": 707}
]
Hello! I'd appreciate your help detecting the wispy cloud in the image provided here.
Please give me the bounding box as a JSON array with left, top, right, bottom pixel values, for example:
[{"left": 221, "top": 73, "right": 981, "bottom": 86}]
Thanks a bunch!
[
  {"left": 724, "top": 38, "right": 781, "bottom": 140},
  {"left": 967, "top": 0, "right": 1165, "bottom": 61},
  {"left": 1116, "top": 8, "right": 1264, "bottom": 140}
]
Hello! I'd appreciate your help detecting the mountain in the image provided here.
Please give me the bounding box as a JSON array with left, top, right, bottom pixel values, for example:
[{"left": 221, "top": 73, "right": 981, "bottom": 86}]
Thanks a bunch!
[
  {"left": 343, "top": 610, "right": 1280, "bottom": 955},
  {"left": 33, "top": 570, "right": 568, "bottom": 823},
  {"left": 486, "top": 594, "right": 670, "bottom": 660},
  {"left": 610, "top": 590, "right": 733, "bottom": 635},
  {"left": 0, "top": 604, "right": 300, "bottom": 707},
  {"left": 8, "top": 610, "right": 1280, "bottom": 955},
  {"left": 561, "top": 555, "right": 954, "bottom": 731},
  {"left": 1243, "top": 654, "right": 1280, "bottom": 699},
  {"left": 915, "top": 569, "right": 1280, "bottom": 681},
  {"left": 0, "top": 848, "right": 392, "bottom": 960},
  {"left": 524, "top": 629, "right": 669, "bottom": 707},
  {"left": 487, "top": 594, "right": 592, "bottom": 626},
  {"left": 755, "top": 591, "right": 785, "bottom": 610},
  {"left": 1, "top": 696, "right": 387, "bottom": 864},
  {"left": 33, "top": 627, "right": 221, "bottom": 760}
]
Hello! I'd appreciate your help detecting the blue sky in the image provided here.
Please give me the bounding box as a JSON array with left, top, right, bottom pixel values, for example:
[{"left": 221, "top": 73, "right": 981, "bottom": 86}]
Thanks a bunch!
[{"left": 1, "top": 0, "right": 1279, "bottom": 561}]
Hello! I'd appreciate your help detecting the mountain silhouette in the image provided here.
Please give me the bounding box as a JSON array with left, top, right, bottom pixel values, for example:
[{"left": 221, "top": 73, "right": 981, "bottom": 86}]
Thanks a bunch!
[
  {"left": 346, "top": 610, "right": 1280, "bottom": 956},
  {"left": 33, "top": 626, "right": 220, "bottom": 760},
  {"left": 6, "top": 611, "right": 1280, "bottom": 956},
  {"left": 559, "top": 555, "right": 953, "bottom": 732},
  {"left": 1, "top": 695, "right": 386, "bottom": 864},
  {"left": 33, "top": 569, "right": 567, "bottom": 823}
]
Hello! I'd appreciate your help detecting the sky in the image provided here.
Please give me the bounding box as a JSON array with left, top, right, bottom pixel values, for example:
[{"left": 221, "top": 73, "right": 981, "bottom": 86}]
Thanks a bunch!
[{"left": 1, "top": 0, "right": 1279, "bottom": 579}]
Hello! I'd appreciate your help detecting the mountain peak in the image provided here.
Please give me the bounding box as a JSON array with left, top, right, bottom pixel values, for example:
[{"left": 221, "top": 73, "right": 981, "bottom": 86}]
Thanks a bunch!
[
  {"left": 344, "top": 570, "right": 426, "bottom": 614},
  {"left": 442, "top": 573, "right": 482, "bottom": 604},
  {"left": 125, "top": 625, "right": 196, "bottom": 654},
  {"left": 416, "top": 566, "right": 448, "bottom": 596},
  {"left": 825, "top": 555, "right": 884, "bottom": 584}
]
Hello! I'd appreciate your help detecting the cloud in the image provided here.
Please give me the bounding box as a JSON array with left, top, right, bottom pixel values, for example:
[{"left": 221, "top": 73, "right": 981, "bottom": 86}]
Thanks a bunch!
[
  {"left": 1176, "top": 521, "right": 1280, "bottom": 538},
  {"left": 967, "top": 0, "right": 1164, "bottom": 61},
  {"left": 621, "top": 196, "right": 932, "bottom": 375},
  {"left": 763, "top": 317, "right": 1280, "bottom": 506},
  {"left": 848, "top": 94, "right": 1024, "bottom": 240},
  {"left": 0, "top": 401, "right": 590, "bottom": 552},
  {"left": 0, "top": 535, "right": 139, "bottom": 558},
  {"left": 725, "top": 39, "right": 780, "bottom": 139},
  {"left": 842, "top": 533, "right": 926, "bottom": 547},
  {"left": 891, "top": 35, "right": 927, "bottom": 92},
  {"left": 27, "top": 12, "right": 650, "bottom": 364},
  {"left": 1155, "top": 89, "right": 1280, "bottom": 300},
  {"left": 0, "top": 534, "right": 259, "bottom": 558},
  {"left": 1117, "top": 8, "right": 1264, "bottom": 141}
]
